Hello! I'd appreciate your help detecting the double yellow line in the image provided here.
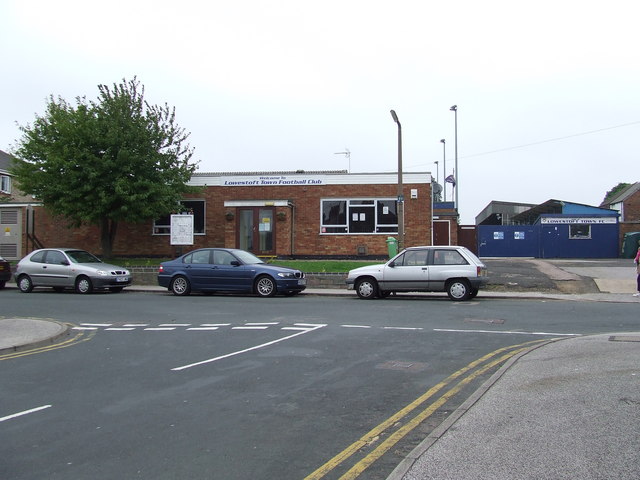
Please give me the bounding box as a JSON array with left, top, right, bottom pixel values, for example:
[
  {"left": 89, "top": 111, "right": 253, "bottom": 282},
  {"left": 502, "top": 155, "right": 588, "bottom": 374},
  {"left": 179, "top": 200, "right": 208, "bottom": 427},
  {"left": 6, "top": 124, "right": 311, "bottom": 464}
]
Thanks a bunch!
[
  {"left": 305, "top": 339, "right": 550, "bottom": 480},
  {"left": 0, "top": 325, "right": 95, "bottom": 360}
]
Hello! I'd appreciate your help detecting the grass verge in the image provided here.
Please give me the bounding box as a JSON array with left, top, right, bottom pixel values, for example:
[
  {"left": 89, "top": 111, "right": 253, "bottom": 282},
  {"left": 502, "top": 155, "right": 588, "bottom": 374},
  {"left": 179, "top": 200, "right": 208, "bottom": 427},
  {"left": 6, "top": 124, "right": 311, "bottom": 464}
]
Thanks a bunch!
[{"left": 105, "top": 258, "right": 382, "bottom": 273}]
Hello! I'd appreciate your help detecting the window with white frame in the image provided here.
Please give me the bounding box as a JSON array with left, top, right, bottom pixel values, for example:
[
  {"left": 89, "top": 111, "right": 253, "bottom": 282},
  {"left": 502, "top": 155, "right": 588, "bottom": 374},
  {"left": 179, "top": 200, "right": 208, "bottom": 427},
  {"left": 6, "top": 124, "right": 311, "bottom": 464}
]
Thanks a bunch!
[
  {"left": 320, "top": 198, "right": 398, "bottom": 234},
  {"left": 153, "top": 200, "right": 205, "bottom": 235},
  {"left": 0, "top": 175, "right": 10, "bottom": 194},
  {"left": 569, "top": 224, "right": 591, "bottom": 239}
]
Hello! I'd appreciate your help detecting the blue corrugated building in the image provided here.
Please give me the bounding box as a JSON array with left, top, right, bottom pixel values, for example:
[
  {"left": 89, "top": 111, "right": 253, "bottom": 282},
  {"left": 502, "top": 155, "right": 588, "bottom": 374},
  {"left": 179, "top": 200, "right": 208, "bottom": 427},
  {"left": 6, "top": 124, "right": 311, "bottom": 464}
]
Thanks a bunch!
[{"left": 478, "top": 200, "right": 619, "bottom": 258}]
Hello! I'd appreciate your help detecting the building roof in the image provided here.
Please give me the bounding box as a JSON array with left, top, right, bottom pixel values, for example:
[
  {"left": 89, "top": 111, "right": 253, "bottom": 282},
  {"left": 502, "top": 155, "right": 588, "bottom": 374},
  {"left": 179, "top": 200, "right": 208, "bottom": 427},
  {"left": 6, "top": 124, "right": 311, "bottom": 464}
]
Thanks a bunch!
[
  {"left": 511, "top": 199, "right": 618, "bottom": 225},
  {"left": 601, "top": 182, "right": 640, "bottom": 206},
  {"left": 193, "top": 170, "right": 348, "bottom": 177},
  {"left": 0, "top": 149, "right": 14, "bottom": 172}
]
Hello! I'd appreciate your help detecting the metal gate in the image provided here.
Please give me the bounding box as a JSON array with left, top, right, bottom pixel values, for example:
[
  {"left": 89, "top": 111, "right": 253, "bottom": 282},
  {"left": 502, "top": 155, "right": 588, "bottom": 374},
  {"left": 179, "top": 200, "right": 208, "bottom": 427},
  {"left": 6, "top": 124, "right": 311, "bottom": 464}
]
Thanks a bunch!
[{"left": 0, "top": 207, "right": 21, "bottom": 259}]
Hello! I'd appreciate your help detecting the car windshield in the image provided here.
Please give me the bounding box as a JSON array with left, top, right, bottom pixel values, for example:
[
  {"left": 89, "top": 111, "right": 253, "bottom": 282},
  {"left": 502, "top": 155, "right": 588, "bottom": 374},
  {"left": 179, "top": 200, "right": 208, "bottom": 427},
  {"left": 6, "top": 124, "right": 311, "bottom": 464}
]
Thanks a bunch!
[
  {"left": 232, "top": 250, "right": 265, "bottom": 265},
  {"left": 66, "top": 250, "right": 102, "bottom": 264}
]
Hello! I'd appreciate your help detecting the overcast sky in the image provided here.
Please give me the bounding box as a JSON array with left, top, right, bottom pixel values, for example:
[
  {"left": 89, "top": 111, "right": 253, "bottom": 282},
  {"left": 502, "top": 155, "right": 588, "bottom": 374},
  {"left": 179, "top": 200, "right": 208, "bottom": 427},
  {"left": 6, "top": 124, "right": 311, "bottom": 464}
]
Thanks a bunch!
[{"left": 2, "top": 0, "right": 638, "bottom": 223}]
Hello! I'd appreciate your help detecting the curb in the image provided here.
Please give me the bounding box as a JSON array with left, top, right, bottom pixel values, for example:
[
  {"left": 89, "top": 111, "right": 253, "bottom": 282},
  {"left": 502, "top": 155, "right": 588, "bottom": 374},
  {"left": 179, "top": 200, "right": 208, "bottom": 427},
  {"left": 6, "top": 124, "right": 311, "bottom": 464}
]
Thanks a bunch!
[
  {"left": 0, "top": 319, "right": 71, "bottom": 355},
  {"left": 386, "top": 337, "right": 566, "bottom": 480}
]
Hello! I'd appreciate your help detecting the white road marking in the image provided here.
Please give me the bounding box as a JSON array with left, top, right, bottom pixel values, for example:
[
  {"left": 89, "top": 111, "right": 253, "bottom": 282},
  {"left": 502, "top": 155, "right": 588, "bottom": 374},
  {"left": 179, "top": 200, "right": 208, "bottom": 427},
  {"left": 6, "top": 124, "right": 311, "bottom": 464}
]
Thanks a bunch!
[
  {"left": 245, "top": 322, "right": 280, "bottom": 326},
  {"left": 105, "top": 328, "right": 136, "bottom": 331},
  {"left": 232, "top": 326, "right": 269, "bottom": 330},
  {"left": 159, "top": 324, "right": 191, "bottom": 327},
  {"left": 123, "top": 324, "right": 149, "bottom": 327},
  {"left": 341, "top": 325, "right": 372, "bottom": 329},
  {"left": 144, "top": 328, "right": 176, "bottom": 331},
  {"left": 187, "top": 327, "right": 220, "bottom": 331},
  {"left": 0, "top": 405, "right": 52, "bottom": 423},
  {"left": 80, "top": 323, "right": 112, "bottom": 327},
  {"left": 201, "top": 323, "right": 231, "bottom": 327},
  {"left": 172, "top": 324, "right": 327, "bottom": 371},
  {"left": 72, "top": 327, "right": 98, "bottom": 330},
  {"left": 383, "top": 327, "right": 424, "bottom": 331},
  {"left": 434, "top": 328, "right": 581, "bottom": 336}
]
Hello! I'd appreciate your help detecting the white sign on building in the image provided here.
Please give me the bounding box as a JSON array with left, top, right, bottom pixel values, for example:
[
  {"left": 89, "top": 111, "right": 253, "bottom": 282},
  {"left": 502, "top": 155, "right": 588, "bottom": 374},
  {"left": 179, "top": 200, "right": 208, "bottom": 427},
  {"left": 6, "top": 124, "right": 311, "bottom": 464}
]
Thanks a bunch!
[{"left": 170, "top": 214, "right": 194, "bottom": 245}]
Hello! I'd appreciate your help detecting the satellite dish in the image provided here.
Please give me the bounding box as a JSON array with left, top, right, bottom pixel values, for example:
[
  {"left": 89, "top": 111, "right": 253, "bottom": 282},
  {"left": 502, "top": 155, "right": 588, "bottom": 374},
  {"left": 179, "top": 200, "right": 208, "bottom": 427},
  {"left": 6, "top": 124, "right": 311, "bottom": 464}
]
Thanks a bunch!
[{"left": 432, "top": 182, "right": 443, "bottom": 195}]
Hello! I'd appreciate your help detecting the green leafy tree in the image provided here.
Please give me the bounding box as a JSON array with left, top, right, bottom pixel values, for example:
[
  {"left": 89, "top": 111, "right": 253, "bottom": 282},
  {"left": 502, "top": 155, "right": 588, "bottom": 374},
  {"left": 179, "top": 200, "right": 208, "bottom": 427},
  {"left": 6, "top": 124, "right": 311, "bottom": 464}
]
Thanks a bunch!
[
  {"left": 11, "top": 77, "right": 199, "bottom": 257},
  {"left": 602, "top": 182, "right": 631, "bottom": 205}
]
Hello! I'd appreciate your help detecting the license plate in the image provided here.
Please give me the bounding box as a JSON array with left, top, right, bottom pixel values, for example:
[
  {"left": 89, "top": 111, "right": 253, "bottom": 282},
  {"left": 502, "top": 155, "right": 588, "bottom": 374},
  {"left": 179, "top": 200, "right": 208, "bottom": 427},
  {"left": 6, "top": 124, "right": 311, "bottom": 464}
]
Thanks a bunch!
[
  {"left": 116, "top": 276, "right": 128, "bottom": 282},
  {"left": 298, "top": 279, "right": 307, "bottom": 286}
]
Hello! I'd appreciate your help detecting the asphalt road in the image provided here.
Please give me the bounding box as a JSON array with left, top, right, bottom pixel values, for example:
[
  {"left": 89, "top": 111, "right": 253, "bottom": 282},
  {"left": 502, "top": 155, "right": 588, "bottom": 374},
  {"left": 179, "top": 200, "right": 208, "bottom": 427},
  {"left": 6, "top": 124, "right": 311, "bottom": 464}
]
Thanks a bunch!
[{"left": 2, "top": 290, "right": 639, "bottom": 479}]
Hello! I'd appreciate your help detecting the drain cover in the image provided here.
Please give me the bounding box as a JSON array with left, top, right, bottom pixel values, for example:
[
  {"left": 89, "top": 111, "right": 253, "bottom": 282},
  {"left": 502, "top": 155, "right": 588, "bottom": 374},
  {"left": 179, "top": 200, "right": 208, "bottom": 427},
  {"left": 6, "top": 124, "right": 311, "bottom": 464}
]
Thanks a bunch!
[
  {"left": 376, "top": 361, "right": 428, "bottom": 372},
  {"left": 464, "top": 318, "right": 505, "bottom": 325},
  {"left": 609, "top": 335, "right": 640, "bottom": 343}
]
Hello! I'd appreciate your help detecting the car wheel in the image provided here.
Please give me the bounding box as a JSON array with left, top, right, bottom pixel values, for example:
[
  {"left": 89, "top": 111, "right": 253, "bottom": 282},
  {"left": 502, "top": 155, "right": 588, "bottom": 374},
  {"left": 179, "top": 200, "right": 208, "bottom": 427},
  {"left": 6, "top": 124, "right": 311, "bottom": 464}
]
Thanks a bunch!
[
  {"left": 18, "top": 275, "right": 33, "bottom": 293},
  {"left": 255, "top": 275, "right": 277, "bottom": 297},
  {"left": 75, "top": 276, "right": 93, "bottom": 294},
  {"left": 170, "top": 275, "right": 191, "bottom": 296},
  {"left": 447, "top": 279, "right": 471, "bottom": 301},
  {"left": 0, "top": 281, "right": 5, "bottom": 289},
  {"left": 109, "top": 287, "right": 124, "bottom": 293},
  {"left": 469, "top": 288, "right": 479, "bottom": 299},
  {"left": 355, "top": 277, "right": 378, "bottom": 299}
]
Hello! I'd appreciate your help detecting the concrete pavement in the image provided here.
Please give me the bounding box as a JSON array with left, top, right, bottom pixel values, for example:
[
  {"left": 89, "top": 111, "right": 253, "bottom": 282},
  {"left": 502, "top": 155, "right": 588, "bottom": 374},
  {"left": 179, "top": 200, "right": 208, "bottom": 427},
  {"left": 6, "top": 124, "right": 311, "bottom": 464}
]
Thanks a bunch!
[{"left": 390, "top": 332, "right": 640, "bottom": 480}]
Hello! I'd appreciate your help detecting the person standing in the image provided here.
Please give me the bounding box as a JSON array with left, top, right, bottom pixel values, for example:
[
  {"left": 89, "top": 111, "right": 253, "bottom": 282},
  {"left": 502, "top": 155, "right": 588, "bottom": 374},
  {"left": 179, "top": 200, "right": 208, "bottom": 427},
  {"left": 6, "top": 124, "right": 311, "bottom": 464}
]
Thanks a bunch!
[{"left": 634, "top": 245, "right": 640, "bottom": 297}]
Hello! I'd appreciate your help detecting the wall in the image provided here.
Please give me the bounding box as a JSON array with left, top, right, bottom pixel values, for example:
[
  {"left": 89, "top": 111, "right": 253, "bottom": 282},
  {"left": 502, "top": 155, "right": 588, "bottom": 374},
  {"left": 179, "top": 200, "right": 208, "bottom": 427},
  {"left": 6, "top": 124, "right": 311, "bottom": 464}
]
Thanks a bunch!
[
  {"left": 23, "top": 175, "right": 432, "bottom": 258},
  {"left": 478, "top": 225, "right": 538, "bottom": 257},
  {"left": 478, "top": 219, "right": 619, "bottom": 258}
]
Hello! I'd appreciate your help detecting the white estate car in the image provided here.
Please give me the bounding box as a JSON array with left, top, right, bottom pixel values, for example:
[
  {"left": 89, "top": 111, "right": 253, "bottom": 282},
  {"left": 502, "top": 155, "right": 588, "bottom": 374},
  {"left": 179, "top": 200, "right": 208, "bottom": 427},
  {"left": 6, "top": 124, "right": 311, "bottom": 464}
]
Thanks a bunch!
[{"left": 346, "top": 245, "right": 488, "bottom": 301}]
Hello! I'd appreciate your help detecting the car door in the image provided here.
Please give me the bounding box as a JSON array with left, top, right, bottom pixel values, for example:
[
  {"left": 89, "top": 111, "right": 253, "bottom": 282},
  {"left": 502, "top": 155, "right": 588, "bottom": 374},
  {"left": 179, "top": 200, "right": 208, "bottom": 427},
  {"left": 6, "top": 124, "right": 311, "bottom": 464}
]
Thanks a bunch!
[
  {"left": 210, "top": 250, "right": 253, "bottom": 291},
  {"left": 426, "top": 249, "right": 471, "bottom": 290},
  {"left": 182, "top": 249, "right": 215, "bottom": 290},
  {"left": 41, "top": 250, "right": 72, "bottom": 287},
  {"left": 380, "top": 249, "right": 430, "bottom": 291}
]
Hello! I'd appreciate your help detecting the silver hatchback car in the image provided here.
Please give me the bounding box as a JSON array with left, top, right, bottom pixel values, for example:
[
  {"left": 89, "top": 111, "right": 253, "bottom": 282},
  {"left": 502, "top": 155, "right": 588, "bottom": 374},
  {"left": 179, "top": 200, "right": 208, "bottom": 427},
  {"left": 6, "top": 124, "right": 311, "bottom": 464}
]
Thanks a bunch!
[
  {"left": 346, "top": 245, "right": 488, "bottom": 301},
  {"left": 14, "top": 248, "right": 132, "bottom": 294}
]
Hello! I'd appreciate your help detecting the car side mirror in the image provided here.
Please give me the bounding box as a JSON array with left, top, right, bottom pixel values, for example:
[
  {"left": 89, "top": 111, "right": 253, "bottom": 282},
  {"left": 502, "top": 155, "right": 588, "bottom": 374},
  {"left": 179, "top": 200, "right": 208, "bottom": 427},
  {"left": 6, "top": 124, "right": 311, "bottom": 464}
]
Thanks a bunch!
[
  {"left": 230, "top": 260, "right": 241, "bottom": 266},
  {"left": 388, "top": 261, "right": 395, "bottom": 267},
  {"left": 61, "top": 260, "right": 70, "bottom": 266}
]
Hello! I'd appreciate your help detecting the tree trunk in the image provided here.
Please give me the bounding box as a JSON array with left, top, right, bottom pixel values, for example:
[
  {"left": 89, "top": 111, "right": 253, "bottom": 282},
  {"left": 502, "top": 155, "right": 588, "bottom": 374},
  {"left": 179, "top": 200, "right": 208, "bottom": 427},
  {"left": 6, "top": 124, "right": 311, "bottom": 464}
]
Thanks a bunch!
[{"left": 100, "top": 218, "right": 118, "bottom": 258}]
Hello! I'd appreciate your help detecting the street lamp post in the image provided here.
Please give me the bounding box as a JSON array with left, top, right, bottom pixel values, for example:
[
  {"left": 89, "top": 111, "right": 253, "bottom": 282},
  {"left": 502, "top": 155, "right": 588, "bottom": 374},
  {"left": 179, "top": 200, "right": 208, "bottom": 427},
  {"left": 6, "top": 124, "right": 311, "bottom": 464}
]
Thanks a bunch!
[
  {"left": 433, "top": 160, "right": 439, "bottom": 190},
  {"left": 440, "top": 138, "right": 446, "bottom": 201},
  {"left": 449, "top": 105, "right": 458, "bottom": 210},
  {"left": 390, "top": 109, "right": 404, "bottom": 252}
]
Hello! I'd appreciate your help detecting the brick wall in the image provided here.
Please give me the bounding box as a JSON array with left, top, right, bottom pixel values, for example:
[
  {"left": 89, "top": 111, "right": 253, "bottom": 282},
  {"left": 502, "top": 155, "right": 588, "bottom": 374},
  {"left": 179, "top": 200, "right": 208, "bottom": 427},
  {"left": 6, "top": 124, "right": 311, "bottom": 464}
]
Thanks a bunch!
[
  {"left": 25, "top": 181, "right": 433, "bottom": 258},
  {"left": 623, "top": 189, "right": 640, "bottom": 222}
]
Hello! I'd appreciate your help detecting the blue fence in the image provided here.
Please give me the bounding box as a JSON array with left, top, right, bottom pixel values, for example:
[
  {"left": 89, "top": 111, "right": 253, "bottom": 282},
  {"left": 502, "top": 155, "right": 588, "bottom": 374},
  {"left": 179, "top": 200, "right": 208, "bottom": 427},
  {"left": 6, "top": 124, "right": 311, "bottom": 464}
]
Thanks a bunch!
[{"left": 478, "top": 220, "right": 619, "bottom": 258}]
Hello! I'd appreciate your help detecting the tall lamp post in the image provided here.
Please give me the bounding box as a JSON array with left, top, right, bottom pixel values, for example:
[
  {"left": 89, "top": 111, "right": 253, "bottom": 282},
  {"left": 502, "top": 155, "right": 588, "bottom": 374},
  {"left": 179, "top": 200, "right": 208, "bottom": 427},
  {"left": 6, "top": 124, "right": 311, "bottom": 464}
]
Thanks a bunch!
[
  {"left": 449, "top": 105, "right": 458, "bottom": 210},
  {"left": 440, "top": 138, "right": 446, "bottom": 201},
  {"left": 390, "top": 109, "right": 404, "bottom": 251},
  {"left": 433, "top": 161, "right": 439, "bottom": 190}
]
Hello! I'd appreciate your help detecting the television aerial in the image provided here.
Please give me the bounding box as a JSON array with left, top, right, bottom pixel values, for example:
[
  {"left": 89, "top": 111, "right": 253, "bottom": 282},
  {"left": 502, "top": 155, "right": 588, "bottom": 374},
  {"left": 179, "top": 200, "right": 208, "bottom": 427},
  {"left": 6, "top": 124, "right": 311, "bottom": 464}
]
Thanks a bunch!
[{"left": 334, "top": 148, "right": 351, "bottom": 172}]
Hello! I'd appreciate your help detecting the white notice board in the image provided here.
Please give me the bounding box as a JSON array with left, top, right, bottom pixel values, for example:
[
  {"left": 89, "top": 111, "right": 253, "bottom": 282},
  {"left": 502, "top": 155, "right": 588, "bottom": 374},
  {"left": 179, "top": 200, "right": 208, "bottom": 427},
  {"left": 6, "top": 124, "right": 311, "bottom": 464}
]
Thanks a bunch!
[{"left": 170, "top": 214, "right": 194, "bottom": 245}]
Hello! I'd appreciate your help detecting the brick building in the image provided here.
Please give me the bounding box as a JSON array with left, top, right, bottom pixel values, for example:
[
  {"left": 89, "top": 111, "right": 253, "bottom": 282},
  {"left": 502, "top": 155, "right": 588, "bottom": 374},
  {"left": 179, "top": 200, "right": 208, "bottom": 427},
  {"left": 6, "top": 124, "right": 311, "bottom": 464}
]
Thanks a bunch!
[
  {"left": 16, "top": 170, "right": 434, "bottom": 259},
  {"left": 600, "top": 182, "right": 640, "bottom": 251}
]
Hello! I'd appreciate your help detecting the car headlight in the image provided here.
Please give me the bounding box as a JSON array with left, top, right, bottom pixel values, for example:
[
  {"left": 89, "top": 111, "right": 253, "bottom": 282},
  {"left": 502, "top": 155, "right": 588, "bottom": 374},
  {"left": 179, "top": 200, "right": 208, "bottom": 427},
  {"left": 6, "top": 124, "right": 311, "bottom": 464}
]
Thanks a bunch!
[
  {"left": 95, "top": 270, "right": 109, "bottom": 276},
  {"left": 277, "top": 272, "right": 294, "bottom": 278}
]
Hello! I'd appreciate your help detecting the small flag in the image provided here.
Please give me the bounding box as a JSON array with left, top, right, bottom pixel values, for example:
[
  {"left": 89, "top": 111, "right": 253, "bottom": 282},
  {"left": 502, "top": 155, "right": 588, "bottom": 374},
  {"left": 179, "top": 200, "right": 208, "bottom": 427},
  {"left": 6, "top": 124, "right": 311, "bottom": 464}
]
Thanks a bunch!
[{"left": 445, "top": 174, "right": 456, "bottom": 187}]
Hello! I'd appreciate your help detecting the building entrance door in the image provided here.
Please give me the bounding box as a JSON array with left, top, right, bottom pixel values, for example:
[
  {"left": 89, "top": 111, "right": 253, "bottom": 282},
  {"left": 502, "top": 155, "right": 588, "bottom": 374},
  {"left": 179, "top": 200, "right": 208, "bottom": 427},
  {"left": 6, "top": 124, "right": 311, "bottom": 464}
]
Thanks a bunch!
[{"left": 238, "top": 208, "right": 275, "bottom": 255}]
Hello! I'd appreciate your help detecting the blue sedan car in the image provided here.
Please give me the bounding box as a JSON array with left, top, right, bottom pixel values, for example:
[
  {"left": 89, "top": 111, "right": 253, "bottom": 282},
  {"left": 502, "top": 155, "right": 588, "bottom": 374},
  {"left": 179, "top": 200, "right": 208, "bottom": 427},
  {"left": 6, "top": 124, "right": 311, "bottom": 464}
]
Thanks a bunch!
[{"left": 158, "top": 248, "right": 307, "bottom": 297}]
